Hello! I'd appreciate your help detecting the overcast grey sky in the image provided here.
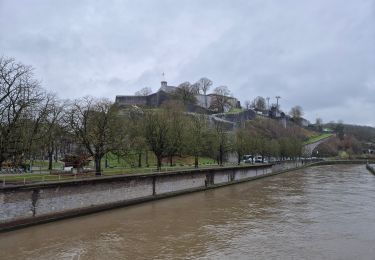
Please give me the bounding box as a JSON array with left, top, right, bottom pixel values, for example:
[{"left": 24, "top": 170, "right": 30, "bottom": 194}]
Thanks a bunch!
[{"left": 1, "top": 0, "right": 374, "bottom": 125}]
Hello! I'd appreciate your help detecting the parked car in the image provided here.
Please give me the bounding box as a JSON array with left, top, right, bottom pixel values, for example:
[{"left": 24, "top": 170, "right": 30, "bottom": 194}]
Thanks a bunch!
[{"left": 242, "top": 155, "right": 253, "bottom": 163}]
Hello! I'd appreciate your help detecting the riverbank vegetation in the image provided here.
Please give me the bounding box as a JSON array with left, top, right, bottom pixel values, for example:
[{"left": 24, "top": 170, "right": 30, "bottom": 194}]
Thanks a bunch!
[
  {"left": 314, "top": 123, "right": 375, "bottom": 159},
  {"left": 0, "top": 57, "right": 306, "bottom": 174},
  {"left": 1, "top": 56, "right": 374, "bottom": 176}
]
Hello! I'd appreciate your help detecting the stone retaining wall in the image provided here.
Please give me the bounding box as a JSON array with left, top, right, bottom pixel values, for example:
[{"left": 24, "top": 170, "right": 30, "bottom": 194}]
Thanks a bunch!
[{"left": 0, "top": 161, "right": 303, "bottom": 231}]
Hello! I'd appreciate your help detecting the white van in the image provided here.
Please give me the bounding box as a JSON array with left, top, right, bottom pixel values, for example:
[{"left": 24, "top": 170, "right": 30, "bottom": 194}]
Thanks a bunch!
[{"left": 242, "top": 155, "right": 253, "bottom": 163}]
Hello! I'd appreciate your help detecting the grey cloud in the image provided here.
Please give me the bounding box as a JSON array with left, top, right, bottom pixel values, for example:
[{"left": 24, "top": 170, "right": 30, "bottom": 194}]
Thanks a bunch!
[{"left": 0, "top": 0, "right": 374, "bottom": 125}]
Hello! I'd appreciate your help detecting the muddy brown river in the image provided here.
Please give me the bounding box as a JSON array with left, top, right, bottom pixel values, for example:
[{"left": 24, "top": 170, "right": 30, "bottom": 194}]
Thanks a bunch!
[{"left": 1, "top": 164, "right": 375, "bottom": 259}]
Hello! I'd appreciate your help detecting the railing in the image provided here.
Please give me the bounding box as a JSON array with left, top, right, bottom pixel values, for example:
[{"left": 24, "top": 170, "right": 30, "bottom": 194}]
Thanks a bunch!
[
  {"left": 1, "top": 163, "right": 246, "bottom": 187},
  {"left": 0, "top": 168, "right": 26, "bottom": 174},
  {"left": 2, "top": 160, "right": 315, "bottom": 187}
]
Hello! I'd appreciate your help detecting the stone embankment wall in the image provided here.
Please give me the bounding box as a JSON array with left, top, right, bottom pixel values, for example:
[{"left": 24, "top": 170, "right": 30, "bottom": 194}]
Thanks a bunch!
[
  {"left": 214, "top": 110, "right": 257, "bottom": 126},
  {"left": 366, "top": 164, "right": 375, "bottom": 175},
  {"left": 0, "top": 161, "right": 303, "bottom": 231}
]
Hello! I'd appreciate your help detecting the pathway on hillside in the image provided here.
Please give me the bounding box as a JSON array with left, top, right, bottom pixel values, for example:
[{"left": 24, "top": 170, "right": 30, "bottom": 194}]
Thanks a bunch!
[
  {"left": 303, "top": 135, "right": 334, "bottom": 156},
  {"left": 209, "top": 114, "right": 236, "bottom": 129}
]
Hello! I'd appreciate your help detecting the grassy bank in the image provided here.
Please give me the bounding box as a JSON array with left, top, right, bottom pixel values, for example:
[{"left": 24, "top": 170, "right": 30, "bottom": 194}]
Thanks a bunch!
[{"left": 303, "top": 133, "right": 333, "bottom": 145}]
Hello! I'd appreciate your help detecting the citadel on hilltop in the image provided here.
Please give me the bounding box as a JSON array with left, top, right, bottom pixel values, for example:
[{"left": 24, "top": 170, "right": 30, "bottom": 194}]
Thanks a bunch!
[
  {"left": 115, "top": 80, "right": 241, "bottom": 113},
  {"left": 115, "top": 79, "right": 312, "bottom": 129}
]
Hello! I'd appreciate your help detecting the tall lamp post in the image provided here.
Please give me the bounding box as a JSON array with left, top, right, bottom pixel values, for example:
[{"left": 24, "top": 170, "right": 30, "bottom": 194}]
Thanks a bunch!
[{"left": 275, "top": 96, "right": 281, "bottom": 109}]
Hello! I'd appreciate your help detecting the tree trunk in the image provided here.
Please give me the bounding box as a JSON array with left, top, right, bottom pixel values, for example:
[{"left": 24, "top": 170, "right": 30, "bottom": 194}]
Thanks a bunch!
[
  {"left": 169, "top": 155, "right": 173, "bottom": 166},
  {"left": 145, "top": 151, "right": 149, "bottom": 167},
  {"left": 219, "top": 145, "right": 224, "bottom": 166},
  {"left": 30, "top": 156, "right": 34, "bottom": 173},
  {"left": 105, "top": 157, "right": 108, "bottom": 168},
  {"left": 54, "top": 145, "right": 58, "bottom": 162},
  {"left": 138, "top": 152, "right": 142, "bottom": 168},
  {"left": 194, "top": 155, "right": 199, "bottom": 168},
  {"left": 48, "top": 150, "right": 53, "bottom": 171},
  {"left": 237, "top": 154, "right": 241, "bottom": 165},
  {"left": 95, "top": 156, "right": 102, "bottom": 176},
  {"left": 156, "top": 155, "right": 162, "bottom": 171}
]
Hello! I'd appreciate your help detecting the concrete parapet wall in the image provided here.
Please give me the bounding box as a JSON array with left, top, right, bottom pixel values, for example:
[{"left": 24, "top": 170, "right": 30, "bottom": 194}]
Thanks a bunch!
[
  {"left": 155, "top": 173, "right": 206, "bottom": 194},
  {"left": 0, "top": 162, "right": 305, "bottom": 231},
  {"left": 213, "top": 170, "right": 231, "bottom": 184},
  {"left": 234, "top": 168, "right": 258, "bottom": 180}
]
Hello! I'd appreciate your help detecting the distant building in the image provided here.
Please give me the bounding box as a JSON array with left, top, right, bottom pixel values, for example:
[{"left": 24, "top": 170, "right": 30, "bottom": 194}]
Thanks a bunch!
[
  {"left": 115, "top": 80, "right": 241, "bottom": 113},
  {"left": 159, "top": 81, "right": 177, "bottom": 93},
  {"left": 195, "top": 94, "right": 213, "bottom": 109},
  {"left": 269, "top": 104, "right": 283, "bottom": 118},
  {"left": 115, "top": 81, "right": 174, "bottom": 108},
  {"left": 300, "top": 118, "right": 311, "bottom": 127}
]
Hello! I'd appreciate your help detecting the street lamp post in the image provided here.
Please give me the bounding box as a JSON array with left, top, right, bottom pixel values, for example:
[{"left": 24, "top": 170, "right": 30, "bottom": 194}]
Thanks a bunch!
[{"left": 275, "top": 96, "right": 281, "bottom": 109}]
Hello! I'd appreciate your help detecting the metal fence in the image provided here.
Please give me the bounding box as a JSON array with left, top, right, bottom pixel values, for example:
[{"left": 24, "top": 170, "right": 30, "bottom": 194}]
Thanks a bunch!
[{"left": 1, "top": 163, "right": 238, "bottom": 187}]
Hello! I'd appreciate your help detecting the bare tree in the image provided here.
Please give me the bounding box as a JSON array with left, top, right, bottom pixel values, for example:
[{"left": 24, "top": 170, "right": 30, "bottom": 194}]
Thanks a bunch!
[
  {"left": 164, "top": 102, "right": 186, "bottom": 166},
  {"left": 199, "top": 77, "right": 212, "bottom": 95},
  {"left": 0, "top": 56, "right": 44, "bottom": 169},
  {"left": 335, "top": 121, "right": 345, "bottom": 140},
  {"left": 289, "top": 105, "right": 304, "bottom": 125},
  {"left": 127, "top": 108, "right": 148, "bottom": 168},
  {"left": 198, "top": 77, "right": 213, "bottom": 108},
  {"left": 191, "top": 82, "right": 201, "bottom": 94},
  {"left": 234, "top": 127, "right": 250, "bottom": 165},
  {"left": 41, "top": 94, "right": 66, "bottom": 170},
  {"left": 143, "top": 109, "right": 170, "bottom": 170},
  {"left": 24, "top": 92, "right": 56, "bottom": 170},
  {"left": 244, "top": 100, "right": 251, "bottom": 110},
  {"left": 213, "top": 120, "right": 233, "bottom": 166},
  {"left": 315, "top": 118, "right": 323, "bottom": 132},
  {"left": 173, "top": 81, "right": 197, "bottom": 105},
  {"left": 210, "top": 86, "right": 232, "bottom": 113},
  {"left": 135, "top": 87, "right": 152, "bottom": 96},
  {"left": 186, "top": 114, "right": 208, "bottom": 168},
  {"left": 251, "top": 96, "right": 266, "bottom": 110},
  {"left": 66, "top": 97, "right": 127, "bottom": 175}
]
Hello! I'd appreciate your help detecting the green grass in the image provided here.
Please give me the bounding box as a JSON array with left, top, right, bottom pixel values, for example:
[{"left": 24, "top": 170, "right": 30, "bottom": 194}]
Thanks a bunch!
[
  {"left": 303, "top": 133, "right": 333, "bottom": 145},
  {"left": 100, "top": 152, "right": 216, "bottom": 168},
  {"left": 0, "top": 156, "right": 218, "bottom": 185},
  {"left": 224, "top": 108, "right": 243, "bottom": 114},
  {"left": 26, "top": 160, "right": 64, "bottom": 170},
  {"left": 0, "top": 164, "right": 225, "bottom": 185}
]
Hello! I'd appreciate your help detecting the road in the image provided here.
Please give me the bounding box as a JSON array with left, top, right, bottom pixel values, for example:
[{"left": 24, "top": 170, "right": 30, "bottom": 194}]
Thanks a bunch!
[{"left": 303, "top": 135, "right": 334, "bottom": 156}]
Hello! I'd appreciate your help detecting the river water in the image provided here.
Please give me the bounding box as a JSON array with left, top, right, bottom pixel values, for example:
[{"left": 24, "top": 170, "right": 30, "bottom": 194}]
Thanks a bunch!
[{"left": 1, "top": 164, "right": 375, "bottom": 260}]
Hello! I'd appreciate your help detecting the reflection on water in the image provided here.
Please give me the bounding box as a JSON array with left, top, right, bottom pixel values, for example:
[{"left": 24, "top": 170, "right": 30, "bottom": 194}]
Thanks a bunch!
[{"left": 1, "top": 165, "right": 375, "bottom": 259}]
